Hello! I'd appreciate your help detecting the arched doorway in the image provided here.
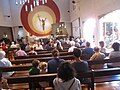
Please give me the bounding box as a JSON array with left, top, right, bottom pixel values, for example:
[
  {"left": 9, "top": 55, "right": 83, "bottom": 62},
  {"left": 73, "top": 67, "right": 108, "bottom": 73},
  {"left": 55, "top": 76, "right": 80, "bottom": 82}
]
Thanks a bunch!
[{"left": 99, "top": 10, "right": 120, "bottom": 48}]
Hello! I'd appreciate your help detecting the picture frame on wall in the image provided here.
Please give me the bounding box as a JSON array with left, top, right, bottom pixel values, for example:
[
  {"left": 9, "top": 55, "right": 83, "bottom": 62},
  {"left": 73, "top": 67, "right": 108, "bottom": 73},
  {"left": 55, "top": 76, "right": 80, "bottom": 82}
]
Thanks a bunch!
[{"left": 72, "top": 18, "right": 81, "bottom": 38}]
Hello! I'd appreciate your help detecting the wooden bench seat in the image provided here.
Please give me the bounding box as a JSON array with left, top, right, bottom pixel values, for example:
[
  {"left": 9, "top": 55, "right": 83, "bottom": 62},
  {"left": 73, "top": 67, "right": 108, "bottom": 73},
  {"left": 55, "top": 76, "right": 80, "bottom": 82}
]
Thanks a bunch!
[
  {"left": 94, "top": 75, "right": 120, "bottom": 83},
  {"left": 9, "top": 83, "right": 29, "bottom": 90},
  {"left": 25, "top": 49, "right": 68, "bottom": 54},
  {"left": 5, "top": 72, "right": 92, "bottom": 90},
  {"left": 14, "top": 52, "right": 72, "bottom": 59},
  {"left": 88, "top": 57, "right": 120, "bottom": 66},
  {"left": 0, "top": 65, "right": 32, "bottom": 72},
  {"left": 3, "top": 57, "right": 120, "bottom": 90},
  {"left": 11, "top": 55, "right": 74, "bottom": 65},
  {"left": 91, "top": 68, "right": 120, "bottom": 90}
]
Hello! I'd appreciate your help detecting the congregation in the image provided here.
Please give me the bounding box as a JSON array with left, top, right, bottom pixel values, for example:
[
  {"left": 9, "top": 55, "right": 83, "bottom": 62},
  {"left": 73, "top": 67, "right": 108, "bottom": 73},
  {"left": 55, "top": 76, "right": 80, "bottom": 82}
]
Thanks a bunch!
[{"left": 0, "top": 35, "right": 120, "bottom": 90}]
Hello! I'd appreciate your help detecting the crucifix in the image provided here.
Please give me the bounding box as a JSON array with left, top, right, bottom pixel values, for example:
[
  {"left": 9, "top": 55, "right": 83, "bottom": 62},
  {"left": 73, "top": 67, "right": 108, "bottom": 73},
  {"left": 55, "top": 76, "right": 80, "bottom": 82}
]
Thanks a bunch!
[{"left": 37, "top": 14, "right": 46, "bottom": 31}]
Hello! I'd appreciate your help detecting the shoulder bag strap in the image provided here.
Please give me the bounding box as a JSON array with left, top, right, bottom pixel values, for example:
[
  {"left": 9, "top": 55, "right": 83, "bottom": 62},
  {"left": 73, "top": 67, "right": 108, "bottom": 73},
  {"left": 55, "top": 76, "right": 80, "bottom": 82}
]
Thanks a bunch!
[{"left": 68, "top": 78, "right": 75, "bottom": 90}]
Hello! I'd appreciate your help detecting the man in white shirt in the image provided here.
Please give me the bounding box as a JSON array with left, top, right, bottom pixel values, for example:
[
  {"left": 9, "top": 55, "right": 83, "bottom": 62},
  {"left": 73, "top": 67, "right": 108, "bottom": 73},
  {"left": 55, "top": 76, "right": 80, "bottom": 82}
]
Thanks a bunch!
[
  {"left": 0, "top": 51, "right": 14, "bottom": 77},
  {"left": 68, "top": 41, "right": 76, "bottom": 52}
]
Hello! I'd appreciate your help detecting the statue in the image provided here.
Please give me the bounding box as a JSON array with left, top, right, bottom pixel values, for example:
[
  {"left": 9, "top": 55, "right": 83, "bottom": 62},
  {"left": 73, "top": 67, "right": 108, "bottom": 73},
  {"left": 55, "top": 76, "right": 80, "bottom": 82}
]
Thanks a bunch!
[{"left": 37, "top": 14, "right": 46, "bottom": 31}]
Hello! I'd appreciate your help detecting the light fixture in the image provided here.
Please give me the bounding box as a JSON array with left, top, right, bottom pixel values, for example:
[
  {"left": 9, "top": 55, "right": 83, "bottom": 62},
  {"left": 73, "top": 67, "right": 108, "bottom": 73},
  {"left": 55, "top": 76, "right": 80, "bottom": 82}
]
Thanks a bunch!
[{"left": 16, "top": 0, "right": 48, "bottom": 11}]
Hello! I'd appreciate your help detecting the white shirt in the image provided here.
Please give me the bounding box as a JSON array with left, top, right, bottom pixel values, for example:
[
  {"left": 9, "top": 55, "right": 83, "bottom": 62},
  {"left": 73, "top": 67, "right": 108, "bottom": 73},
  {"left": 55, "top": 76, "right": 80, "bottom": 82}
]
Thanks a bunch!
[
  {"left": 53, "top": 77, "right": 81, "bottom": 90},
  {"left": 0, "top": 58, "right": 14, "bottom": 77},
  {"left": 68, "top": 46, "right": 76, "bottom": 52},
  {"left": 108, "top": 51, "right": 120, "bottom": 66}
]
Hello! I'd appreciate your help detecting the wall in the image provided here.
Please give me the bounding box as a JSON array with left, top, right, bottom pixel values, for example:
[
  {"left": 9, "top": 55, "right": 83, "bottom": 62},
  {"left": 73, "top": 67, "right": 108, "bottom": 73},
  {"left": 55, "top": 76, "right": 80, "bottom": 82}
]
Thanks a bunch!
[
  {"left": 72, "top": 18, "right": 80, "bottom": 38},
  {"left": 0, "top": 26, "right": 13, "bottom": 41},
  {"left": 70, "top": 0, "right": 120, "bottom": 45},
  {"left": 0, "top": 0, "right": 12, "bottom": 27},
  {"left": 9, "top": 0, "right": 23, "bottom": 26},
  {"left": 9, "top": 0, "right": 71, "bottom": 26},
  {"left": 8, "top": 0, "right": 71, "bottom": 38}
]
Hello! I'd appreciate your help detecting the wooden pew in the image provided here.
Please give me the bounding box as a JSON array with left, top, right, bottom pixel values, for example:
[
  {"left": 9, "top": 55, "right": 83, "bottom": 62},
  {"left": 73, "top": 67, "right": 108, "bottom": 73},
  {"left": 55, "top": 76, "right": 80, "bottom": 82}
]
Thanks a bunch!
[
  {"left": 11, "top": 55, "right": 74, "bottom": 65},
  {"left": 14, "top": 52, "right": 73, "bottom": 59},
  {"left": 25, "top": 49, "right": 68, "bottom": 54},
  {"left": 3, "top": 57, "right": 120, "bottom": 90},
  {"left": 86, "top": 57, "right": 120, "bottom": 90},
  {"left": 0, "top": 65, "right": 32, "bottom": 72},
  {"left": 5, "top": 72, "right": 92, "bottom": 90},
  {"left": 87, "top": 57, "right": 120, "bottom": 69},
  {"left": 91, "top": 68, "right": 120, "bottom": 90},
  {"left": 6, "top": 73, "right": 56, "bottom": 84},
  {"left": 5, "top": 67, "right": 120, "bottom": 90}
]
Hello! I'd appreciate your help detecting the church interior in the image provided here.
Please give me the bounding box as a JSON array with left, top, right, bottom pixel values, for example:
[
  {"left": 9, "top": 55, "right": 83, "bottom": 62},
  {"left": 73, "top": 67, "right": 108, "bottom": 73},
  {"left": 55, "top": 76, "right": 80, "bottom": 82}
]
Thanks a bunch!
[{"left": 1, "top": 0, "right": 120, "bottom": 90}]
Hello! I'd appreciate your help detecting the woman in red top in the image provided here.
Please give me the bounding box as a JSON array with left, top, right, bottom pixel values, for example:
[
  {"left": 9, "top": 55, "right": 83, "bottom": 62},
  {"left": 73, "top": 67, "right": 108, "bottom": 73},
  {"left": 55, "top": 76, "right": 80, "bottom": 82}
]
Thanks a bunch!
[{"left": 2, "top": 43, "right": 7, "bottom": 51}]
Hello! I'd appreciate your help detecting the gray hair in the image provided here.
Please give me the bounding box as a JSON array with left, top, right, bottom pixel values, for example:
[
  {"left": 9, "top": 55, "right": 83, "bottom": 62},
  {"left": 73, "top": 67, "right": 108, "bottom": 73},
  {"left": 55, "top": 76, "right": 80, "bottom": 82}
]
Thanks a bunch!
[{"left": 0, "top": 51, "right": 6, "bottom": 58}]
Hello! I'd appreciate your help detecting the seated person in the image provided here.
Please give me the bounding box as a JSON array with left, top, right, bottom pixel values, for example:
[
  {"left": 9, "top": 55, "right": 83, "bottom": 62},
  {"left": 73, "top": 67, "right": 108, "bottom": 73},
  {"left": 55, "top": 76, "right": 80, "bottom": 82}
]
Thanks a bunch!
[
  {"left": 29, "top": 59, "right": 40, "bottom": 75},
  {"left": 0, "top": 71, "right": 9, "bottom": 89},
  {"left": 29, "top": 59, "right": 41, "bottom": 90},
  {"left": 48, "top": 49, "right": 64, "bottom": 73},
  {"left": 10, "top": 42, "right": 17, "bottom": 49},
  {"left": 72, "top": 48, "right": 89, "bottom": 83},
  {"left": 75, "top": 39, "right": 80, "bottom": 48},
  {"left": 25, "top": 43, "right": 31, "bottom": 51},
  {"left": 15, "top": 47, "right": 27, "bottom": 56},
  {"left": 46, "top": 42, "right": 54, "bottom": 51},
  {"left": 28, "top": 47, "right": 37, "bottom": 55},
  {"left": 99, "top": 41, "right": 106, "bottom": 53},
  {"left": 90, "top": 47, "right": 105, "bottom": 60},
  {"left": 82, "top": 42, "right": 95, "bottom": 60},
  {"left": 90, "top": 47, "right": 105, "bottom": 69},
  {"left": 0, "top": 51, "right": 14, "bottom": 77},
  {"left": 68, "top": 41, "right": 76, "bottom": 52},
  {"left": 108, "top": 42, "right": 120, "bottom": 67},
  {"left": 34, "top": 42, "right": 43, "bottom": 50},
  {"left": 53, "top": 62, "right": 81, "bottom": 90},
  {"left": 1, "top": 43, "right": 7, "bottom": 51},
  {"left": 56, "top": 41, "right": 63, "bottom": 51},
  {"left": 82, "top": 42, "right": 95, "bottom": 55}
]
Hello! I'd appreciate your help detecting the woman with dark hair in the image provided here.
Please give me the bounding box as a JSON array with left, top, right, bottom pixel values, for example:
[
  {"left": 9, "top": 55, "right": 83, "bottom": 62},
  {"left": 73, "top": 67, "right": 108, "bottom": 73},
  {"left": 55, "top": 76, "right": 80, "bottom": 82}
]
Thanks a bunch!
[
  {"left": 56, "top": 42, "right": 63, "bottom": 51},
  {"left": 53, "top": 62, "right": 81, "bottom": 90},
  {"left": 108, "top": 42, "right": 120, "bottom": 67},
  {"left": 48, "top": 49, "right": 64, "bottom": 73},
  {"left": 109, "top": 42, "right": 120, "bottom": 58}
]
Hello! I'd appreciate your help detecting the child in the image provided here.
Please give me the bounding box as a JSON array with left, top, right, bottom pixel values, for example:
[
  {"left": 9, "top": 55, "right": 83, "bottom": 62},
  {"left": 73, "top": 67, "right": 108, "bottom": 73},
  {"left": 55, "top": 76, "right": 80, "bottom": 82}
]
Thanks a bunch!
[{"left": 29, "top": 59, "right": 41, "bottom": 90}]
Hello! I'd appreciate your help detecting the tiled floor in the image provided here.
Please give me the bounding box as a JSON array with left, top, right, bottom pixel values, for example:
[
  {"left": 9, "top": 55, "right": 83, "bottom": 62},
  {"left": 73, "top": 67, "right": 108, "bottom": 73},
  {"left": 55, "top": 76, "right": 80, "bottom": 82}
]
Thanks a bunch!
[{"left": 92, "top": 81, "right": 120, "bottom": 90}]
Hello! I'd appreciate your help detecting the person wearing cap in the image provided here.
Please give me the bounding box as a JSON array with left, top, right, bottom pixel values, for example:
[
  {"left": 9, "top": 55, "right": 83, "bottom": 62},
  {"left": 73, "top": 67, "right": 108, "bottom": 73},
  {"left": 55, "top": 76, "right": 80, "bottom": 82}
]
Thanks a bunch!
[{"left": 0, "top": 51, "right": 14, "bottom": 77}]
